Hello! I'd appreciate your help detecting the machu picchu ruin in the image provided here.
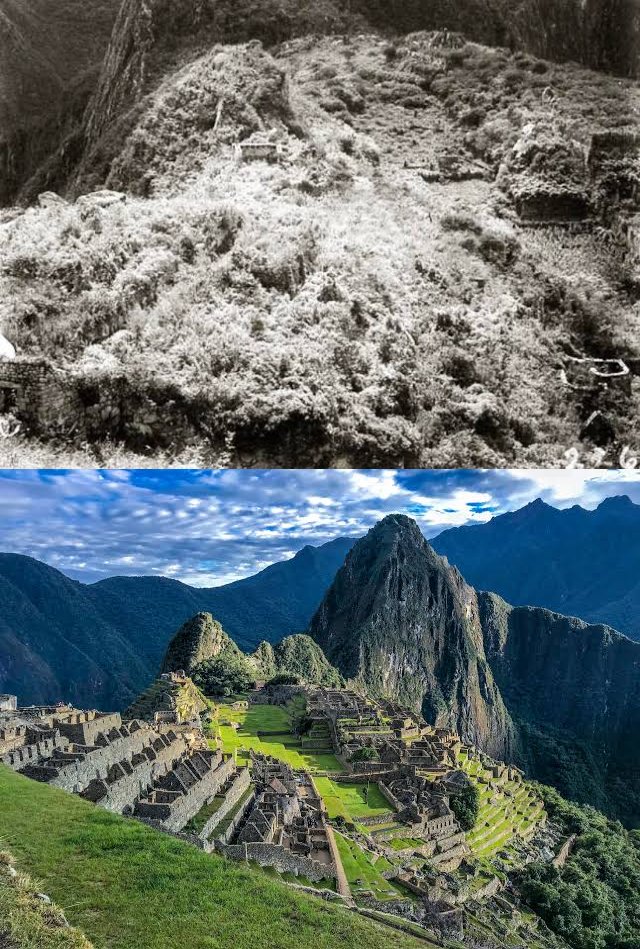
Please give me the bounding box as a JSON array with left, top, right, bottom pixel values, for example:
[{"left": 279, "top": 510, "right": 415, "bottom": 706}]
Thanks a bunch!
[{"left": 0, "top": 668, "right": 556, "bottom": 946}]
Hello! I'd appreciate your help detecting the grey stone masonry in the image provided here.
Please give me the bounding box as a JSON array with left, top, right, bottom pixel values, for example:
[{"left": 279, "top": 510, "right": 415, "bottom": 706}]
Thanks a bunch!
[
  {"left": 0, "top": 695, "right": 17, "bottom": 711},
  {"left": 0, "top": 358, "right": 81, "bottom": 434},
  {"left": 197, "top": 766, "right": 251, "bottom": 840},
  {"left": 18, "top": 720, "right": 161, "bottom": 793},
  {"left": 79, "top": 731, "right": 191, "bottom": 814},
  {"left": 134, "top": 750, "right": 235, "bottom": 832}
]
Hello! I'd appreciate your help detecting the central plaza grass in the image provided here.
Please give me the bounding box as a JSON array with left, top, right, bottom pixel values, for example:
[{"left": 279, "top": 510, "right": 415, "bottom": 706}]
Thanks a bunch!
[
  {"left": 314, "top": 777, "right": 392, "bottom": 821},
  {"left": 212, "top": 702, "right": 343, "bottom": 773},
  {"left": 0, "top": 766, "right": 426, "bottom": 949}
]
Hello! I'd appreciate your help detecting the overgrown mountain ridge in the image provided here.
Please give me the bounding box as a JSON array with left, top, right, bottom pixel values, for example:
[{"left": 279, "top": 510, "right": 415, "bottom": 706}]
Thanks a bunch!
[
  {"left": 308, "top": 513, "right": 640, "bottom": 824},
  {"left": 3, "top": 3, "right": 640, "bottom": 465},
  {"left": 157, "top": 609, "right": 344, "bottom": 694}
]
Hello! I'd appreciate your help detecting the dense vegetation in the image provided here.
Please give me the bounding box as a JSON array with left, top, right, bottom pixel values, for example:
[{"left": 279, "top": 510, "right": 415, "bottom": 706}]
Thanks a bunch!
[
  {"left": 518, "top": 786, "right": 640, "bottom": 949},
  {"left": 192, "top": 653, "right": 256, "bottom": 697},
  {"left": 3, "top": 15, "right": 639, "bottom": 465},
  {"left": 449, "top": 781, "right": 480, "bottom": 831}
]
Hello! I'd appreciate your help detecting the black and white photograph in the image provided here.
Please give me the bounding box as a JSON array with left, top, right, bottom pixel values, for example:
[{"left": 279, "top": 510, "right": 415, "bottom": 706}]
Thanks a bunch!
[{"left": 0, "top": 0, "right": 639, "bottom": 466}]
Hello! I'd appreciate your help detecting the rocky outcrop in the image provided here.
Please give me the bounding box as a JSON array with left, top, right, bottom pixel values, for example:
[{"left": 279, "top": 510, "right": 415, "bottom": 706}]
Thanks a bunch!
[
  {"left": 251, "top": 634, "right": 343, "bottom": 686},
  {"left": 0, "top": 0, "right": 119, "bottom": 204},
  {"left": 161, "top": 612, "right": 242, "bottom": 675},
  {"left": 308, "top": 514, "right": 516, "bottom": 759}
]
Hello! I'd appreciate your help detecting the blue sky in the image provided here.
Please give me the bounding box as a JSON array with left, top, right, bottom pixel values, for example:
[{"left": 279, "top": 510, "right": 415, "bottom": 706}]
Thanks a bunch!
[{"left": 1, "top": 468, "right": 639, "bottom": 586}]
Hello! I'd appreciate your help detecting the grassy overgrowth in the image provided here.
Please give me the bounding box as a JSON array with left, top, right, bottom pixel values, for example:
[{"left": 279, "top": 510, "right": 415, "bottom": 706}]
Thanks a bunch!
[
  {"left": 0, "top": 849, "right": 93, "bottom": 949},
  {"left": 333, "top": 832, "right": 405, "bottom": 902},
  {"left": 0, "top": 765, "right": 426, "bottom": 949},
  {"left": 314, "top": 777, "right": 392, "bottom": 821},
  {"left": 458, "top": 750, "right": 545, "bottom": 862},
  {"left": 4, "top": 32, "right": 639, "bottom": 467}
]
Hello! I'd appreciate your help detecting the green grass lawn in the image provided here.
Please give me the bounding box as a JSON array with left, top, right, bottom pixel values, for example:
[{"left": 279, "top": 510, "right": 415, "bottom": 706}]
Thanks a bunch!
[
  {"left": 314, "top": 778, "right": 392, "bottom": 821},
  {"left": 333, "top": 833, "right": 405, "bottom": 903},
  {"left": 213, "top": 703, "right": 343, "bottom": 773},
  {"left": 0, "top": 765, "right": 425, "bottom": 949}
]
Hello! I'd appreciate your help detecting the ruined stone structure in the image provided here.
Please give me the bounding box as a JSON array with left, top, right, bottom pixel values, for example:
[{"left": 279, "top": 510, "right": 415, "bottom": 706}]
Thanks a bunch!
[
  {"left": 134, "top": 749, "right": 235, "bottom": 832},
  {"left": 217, "top": 754, "right": 338, "bottom": 884},
  {"left": 0, "top": 358, "right": 79, "bottom": 434},
  {"left": 236, "top": 140, "right": 282, "bottom": 163},
  {"left": 0, "top": 694, "right": 17, "bottom": 711}
]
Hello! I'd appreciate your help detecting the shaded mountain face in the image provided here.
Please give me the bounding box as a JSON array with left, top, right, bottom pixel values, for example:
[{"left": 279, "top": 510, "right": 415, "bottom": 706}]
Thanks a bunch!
[
  {"left": 0, "top": 0, "right": 119, "bottom": 204},
  {"left": 432, "top": 496, "right": 640, "bottom": 641},
  {"left": 0, "top": 537, "right": 355, "bottom": 709},
  {"left": 480, "top": 592, "right": 640, "bottom": 824},
  {"left": 308, "top": 514, "right": 640, "bottom": 824},
  {"left": 309, "top": 514, "right": 516, "bottom": 759},
  {"left": 161, "top": 611, "right": 241, "bottom": 674}
]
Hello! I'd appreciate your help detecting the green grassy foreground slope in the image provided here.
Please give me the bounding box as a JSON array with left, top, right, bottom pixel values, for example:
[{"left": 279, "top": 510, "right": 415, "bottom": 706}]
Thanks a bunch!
[{"left": 0, "top": 765, "right": 426, "bottom": 949}]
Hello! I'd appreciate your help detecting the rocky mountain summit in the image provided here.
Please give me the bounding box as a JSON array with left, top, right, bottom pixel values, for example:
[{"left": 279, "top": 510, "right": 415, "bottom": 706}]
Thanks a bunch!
[
  {"left": 161, "top": 611, "right": 243, "bottom": 675},
  {"left": 309, "top": 513, "right": 640, "bottom": 823},
  {"left": 309, "top": 514, "right": 515, "bottom": 760}
]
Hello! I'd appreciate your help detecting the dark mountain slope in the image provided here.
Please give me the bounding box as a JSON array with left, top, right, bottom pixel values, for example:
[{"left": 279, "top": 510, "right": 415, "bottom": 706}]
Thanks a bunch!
[
  {"left": 0, "top": 537, "right": 355, "bottom": 708},
  {"left": 309, "top": 514, "right": 640, "bottom": 824},
  {"left": 309, "top": 515, "right": 516, "bottom": 759},
  {"left": 93, "top": 536, "right": 356, "bottom": 656},
  {"left": 0, "top": 0, "right": 119, "bottom": 204},
  {"left": 432, "top": 496, "right": 640, "bottom": 640},
  {"left": 0, "top": 554, "right": 149, "bottom": 709},
  {"left": 480, "top": 592, "right": 640, "bottom": 823}
]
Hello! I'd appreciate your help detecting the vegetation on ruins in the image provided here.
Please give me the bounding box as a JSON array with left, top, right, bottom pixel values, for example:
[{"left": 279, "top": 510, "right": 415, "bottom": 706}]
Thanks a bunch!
[
  {"left": 352, "top": 746, "right": 381, "bottom": 762},
  {"left": 517, "top": 786, "right": 640, "bottom": 949},
  {"left": 449, "top": 782, "right": 480, "bottom": 832},
  {"left": 2, "top": 1, "right": 640, "bottom": 466}
]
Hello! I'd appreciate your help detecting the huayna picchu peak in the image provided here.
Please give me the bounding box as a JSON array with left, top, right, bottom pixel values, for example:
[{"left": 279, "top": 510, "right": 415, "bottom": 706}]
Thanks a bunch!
[{"left": 308, "top": 513, "right": 640, "bottom": 826}]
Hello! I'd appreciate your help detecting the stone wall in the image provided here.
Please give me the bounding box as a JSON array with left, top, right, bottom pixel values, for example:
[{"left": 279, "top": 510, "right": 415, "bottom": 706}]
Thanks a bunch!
[
  {"left": 0, "top": 695, "right": 17, "bottom": 711},
  {"left": 2, "top": 734, "right": 67, "bottom": 769},
  {"left": 0, "top": 359, "right": 82, "bottom": 435},
  {"left": 56, "top": 712, "right": 123, "bottom": 746},
  {"left": 135, "top": 754, "right": 236, "bottom": 832},
  {"left": 198, "top": 767, "right": 251, "bottom": 840},
  {"left": 36, "top": 725, "right": 158, "bottom": 793},
  {"left": 80, "top": 733, "right": 190, "bottom": 814},
  {"left": 217, "top": 841, "right": 337, "bottom": 883}
]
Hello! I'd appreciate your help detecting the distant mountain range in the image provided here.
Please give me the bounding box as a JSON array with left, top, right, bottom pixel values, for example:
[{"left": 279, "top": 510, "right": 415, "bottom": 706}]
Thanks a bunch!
[
  {"left": 431, "top": 495, "right": 640, "bottom": 641},
  {"left": 309, "top": 514, "right": 640, "bottom": 825},
  {"left": 0, "top": 536, "right": 355, "bottom": 709}
]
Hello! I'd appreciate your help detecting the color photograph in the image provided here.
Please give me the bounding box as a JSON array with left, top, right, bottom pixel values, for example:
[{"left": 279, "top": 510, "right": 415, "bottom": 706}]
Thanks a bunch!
[{"left": 1, "top": 468, "right": 640, "bottom": 949}]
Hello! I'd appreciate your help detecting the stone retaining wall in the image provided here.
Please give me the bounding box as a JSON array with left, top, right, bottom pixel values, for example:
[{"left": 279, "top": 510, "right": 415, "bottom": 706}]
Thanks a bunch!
[
  {"left": 217, "top": 841, "right": 337, "bottom": 883},
  {"left": 136, "top": 754, "right": 236, "bottom": 832},
  {"left": 198, "top": 767, "right": 251, "bottom": 840}
]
